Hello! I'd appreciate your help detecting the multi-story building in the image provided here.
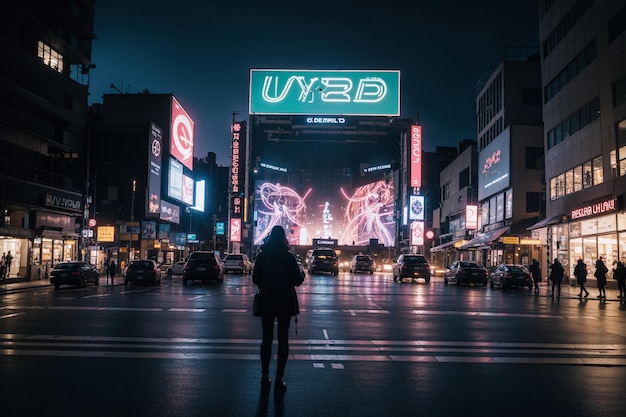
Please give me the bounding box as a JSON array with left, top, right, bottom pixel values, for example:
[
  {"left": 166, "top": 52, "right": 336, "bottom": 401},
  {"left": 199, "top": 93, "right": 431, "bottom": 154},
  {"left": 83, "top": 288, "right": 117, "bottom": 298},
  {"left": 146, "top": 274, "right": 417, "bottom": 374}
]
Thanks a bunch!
[
  {"left": 456, "top": 47, "right": 545, "bottom": 268},
  {"left": 537, "top": 0, "right": 626, "bottom": 279},
  {"left": 90, "top": 93, "right": 227, "bottom": 269},
  {"left": 0, "top": 0, "right": 95, "bottom": 280}
]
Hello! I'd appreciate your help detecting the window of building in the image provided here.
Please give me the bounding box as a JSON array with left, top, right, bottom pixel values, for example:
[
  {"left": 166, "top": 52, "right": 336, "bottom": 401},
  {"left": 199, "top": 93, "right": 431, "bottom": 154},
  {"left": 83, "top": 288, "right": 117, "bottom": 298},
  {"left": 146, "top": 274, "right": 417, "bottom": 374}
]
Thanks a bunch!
[
  {"left": 573, "top": 165, "right": 582, "bottom": 192},
  {"left": 547, "top": 97, "right": 600, "bottom": 150},
  {"left": 614, "top": 75, "right": 626, "bottom": 108},
  {"left": 442, "top": 183, "right": 450, "bottom": 201},
  {"left": 608, "top": 4, "right": 626, "bottom": 44},
  {"left": 583, "top": 161, "right": 593, "bottom": 188},
  {"left": 526, "top": 192, "right": 542, "bottom": 213},
  {"left": 37, "top": 41, "right": 63, "bottom": 73},
  {"left": 565, "top": 169, "right": 574, "bottom": 194},
  {"left": 459, "top": 167, "right": 470, "bottom": 189},
  {"left": 525, "top": 147, "right": 544, "bottom": 169},
  {"left": 618, "top": 119, "right": 626, "bottom": 176},
  {"left": 592, "top": 156, "right": 604, "bottom": 185},
  {"left": 550, "top": 177, "right": 558, "bottom": 201}
]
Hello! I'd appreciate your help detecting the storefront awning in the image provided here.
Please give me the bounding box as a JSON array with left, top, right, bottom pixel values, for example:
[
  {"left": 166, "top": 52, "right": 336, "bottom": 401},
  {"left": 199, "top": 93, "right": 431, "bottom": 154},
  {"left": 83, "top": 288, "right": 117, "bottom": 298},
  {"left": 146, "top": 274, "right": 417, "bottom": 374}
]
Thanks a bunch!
[
  {"left": 526, "top": 214, "right": 566, "bottom": 230},
  {"left": 458, "top": 226, "right": 510, "bottom": 250},
  {"left": 430, "top": 239, "right": 466, "bottom": 252}
]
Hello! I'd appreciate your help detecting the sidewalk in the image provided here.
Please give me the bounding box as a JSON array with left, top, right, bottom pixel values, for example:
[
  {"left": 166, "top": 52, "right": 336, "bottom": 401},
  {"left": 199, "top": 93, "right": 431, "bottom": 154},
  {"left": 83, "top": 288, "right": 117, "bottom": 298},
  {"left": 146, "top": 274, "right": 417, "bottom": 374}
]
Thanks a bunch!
[{"left": 0, "top": 275, "right": 123, "bottom": 293}]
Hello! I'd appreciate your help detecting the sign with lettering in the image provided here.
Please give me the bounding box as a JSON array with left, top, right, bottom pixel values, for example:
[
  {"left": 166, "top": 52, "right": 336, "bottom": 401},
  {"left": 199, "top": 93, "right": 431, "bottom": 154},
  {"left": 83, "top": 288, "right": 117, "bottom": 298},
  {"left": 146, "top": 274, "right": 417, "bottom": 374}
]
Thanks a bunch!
[
  {"left": 170, "top": 96, "right": 194, "bottom": 171},
  {"left": 571, "top": 197, "right": 619, "bottom": 220},
  {"left": 44, "top": 193, "right": 81, "bottom": 212},
  {"left": 249, "top": 69, "right": 400, "bottom": 116},
  {"left": 312, "top": 238, "right": 338, "bottom": 247},
  {"left": 409, "top": 125, "right": 422, "bottom": 188}
]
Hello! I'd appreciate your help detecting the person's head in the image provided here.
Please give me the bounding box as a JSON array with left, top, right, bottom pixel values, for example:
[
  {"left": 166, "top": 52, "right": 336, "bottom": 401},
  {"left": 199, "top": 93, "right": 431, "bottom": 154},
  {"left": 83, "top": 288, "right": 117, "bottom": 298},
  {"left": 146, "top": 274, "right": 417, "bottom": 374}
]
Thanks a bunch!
[
  {"left": 578, "top": 259, "right": 584, "bottom": 264},
  {"left": 553, "top": 258, "right": 559, "bottom": 264},
  {"left": 266, "top": 225, "right": 288, "bottom": 246}
]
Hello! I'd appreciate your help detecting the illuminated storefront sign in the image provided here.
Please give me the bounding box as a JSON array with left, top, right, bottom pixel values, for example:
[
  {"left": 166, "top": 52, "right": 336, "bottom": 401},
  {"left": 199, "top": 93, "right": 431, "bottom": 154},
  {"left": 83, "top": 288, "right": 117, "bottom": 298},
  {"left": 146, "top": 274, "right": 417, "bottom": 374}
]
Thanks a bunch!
[
  {"left": 148, "top": 122, "right": 162, "bottom": 215},
  {"left": 230, "top": 218, "right": 241, "bottom": 242},
  {"left": 410, "top": 125, "right": 422, "bottom": 188},
  {"left": 97, "top": 226, "right": 115, "bottom": 243},
  {"left": 363, "top": 163, "right": 391, "bottom": 173},
  {"left": 466, "top": 205, "right": 478, "bottom": 230},
  {"left": 571, "top": 197, "right": 618, "bottom": 220},
  {"left": 260, "top": 162, "right": 287, "bottom": 172},
  {"left": 170, "top": 96, "right": 194, "bottom": 171},
  {"left": 410, "top": 221, "right": 424, "bottom": 246},
  {"left": 249, "top": 69, "right": 400, "bottom": 116},
  {"left": 409, "top": 195, "right": 425, "bottom": 221},
  {"left": 306, "top": 117, "right": 346, "bottom": 124},
  {"left": 230, "top": 122, "right": 243, "bottom": 194}
]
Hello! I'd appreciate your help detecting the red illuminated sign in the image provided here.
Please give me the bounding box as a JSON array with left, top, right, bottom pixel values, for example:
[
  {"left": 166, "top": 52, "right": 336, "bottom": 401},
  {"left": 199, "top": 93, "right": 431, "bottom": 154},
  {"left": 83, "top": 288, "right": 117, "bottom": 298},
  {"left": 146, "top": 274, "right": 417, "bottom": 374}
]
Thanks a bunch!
[
  {"left": 410, "top": 125, "right": 422, "bottom": 188},
  {"left": 170, "top": 96, "right": 194, "bottom": 171},
  {"left": 410, "top": 221, "right": 424, "bottom": 246},
  {"left": 571, "top": 197, "right": 617, "bottom": 220},
  {"left": 230, "top": 218, "right": 241, "bottom": 242}
]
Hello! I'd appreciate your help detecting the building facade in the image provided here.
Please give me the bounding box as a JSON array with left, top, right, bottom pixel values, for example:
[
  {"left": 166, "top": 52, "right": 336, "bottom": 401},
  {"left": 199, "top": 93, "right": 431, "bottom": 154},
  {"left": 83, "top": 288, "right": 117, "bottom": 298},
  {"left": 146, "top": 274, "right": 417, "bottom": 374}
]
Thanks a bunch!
[
  {"left": 0, "top": 0, "right": 95, "bottom": 280},
  {"left": 538, "top": 0, "right": 626, "bottom": 279}
]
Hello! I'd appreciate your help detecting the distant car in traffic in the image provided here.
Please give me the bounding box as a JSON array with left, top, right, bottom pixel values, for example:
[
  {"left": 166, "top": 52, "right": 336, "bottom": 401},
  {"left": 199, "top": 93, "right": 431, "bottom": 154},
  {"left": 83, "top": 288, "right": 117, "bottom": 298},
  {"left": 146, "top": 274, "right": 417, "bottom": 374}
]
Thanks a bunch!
[
  {"left": 223, "top": 254, "right": 252, "bottom": 274},
  {"left": 392, "top": 254, "right": 431, "bottom": 283},
  {"left": 308, "top": 248, "right": 339, "bottom": 275},
  {"left": 489, "top": 264, "right": 533, "bottom": 290},
  {"left": 166, "top": 261, "right": 186, "bottom": 277},
  {"left": 49, "top": 261, "right": 100, "bottom": 290},
  {"left": 444, "top": 261, "right": 488, "bottom": 286},
  {"left": 349, "top": 254, "right": 375, "bottom": 274},
  {"left": 183, "top": 251, "right": 224, "bottom": 284},
  {"left": 124, "top": 260, "right": 162, "bottom": 286}
]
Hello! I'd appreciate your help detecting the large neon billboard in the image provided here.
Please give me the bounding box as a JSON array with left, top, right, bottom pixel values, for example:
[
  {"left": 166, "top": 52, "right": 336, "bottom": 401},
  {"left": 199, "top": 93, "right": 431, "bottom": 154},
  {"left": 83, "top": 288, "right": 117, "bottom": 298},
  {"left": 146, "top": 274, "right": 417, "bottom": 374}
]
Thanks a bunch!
[
  {"left": 253, "top": 179, "right": 395, "bottom": 247},
  {"left": 249, "top": 69, "right": 400, "bottom": 116},
  {"left": 170, "top": 96, "right": 194, "bottom": 171}
]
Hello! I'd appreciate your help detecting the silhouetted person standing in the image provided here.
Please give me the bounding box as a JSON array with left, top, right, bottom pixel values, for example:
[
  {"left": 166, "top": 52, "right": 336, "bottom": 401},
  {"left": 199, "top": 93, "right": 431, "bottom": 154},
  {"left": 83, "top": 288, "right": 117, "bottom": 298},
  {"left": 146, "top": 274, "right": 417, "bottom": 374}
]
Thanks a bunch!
[
  {"left": 549, "top": 258, "right": 564, "bottom": 299},
  {"left": 109, "top": 260, "right": 116, "bottom": 285},
  {"left": 574, "top": 259, "right": 589, "bottom": 298},
  {"left": 529, "top": 259, "right": 542, "bottom": 294},
  {"left": 252, "top": 225, "right": 304, "bottom": 395},
  {"left": 613, "top": 260, "right": 626, "bottom": 300},
  {"left": 595, "top": 257, "right": 608, "bottom": 299}
]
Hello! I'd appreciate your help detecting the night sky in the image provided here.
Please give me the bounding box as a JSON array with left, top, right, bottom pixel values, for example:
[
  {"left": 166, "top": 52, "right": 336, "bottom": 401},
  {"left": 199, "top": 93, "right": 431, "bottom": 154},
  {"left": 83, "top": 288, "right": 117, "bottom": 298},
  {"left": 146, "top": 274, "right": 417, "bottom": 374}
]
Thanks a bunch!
[{"left": 89, "top": 0, "right": 539, "bottom": 165}]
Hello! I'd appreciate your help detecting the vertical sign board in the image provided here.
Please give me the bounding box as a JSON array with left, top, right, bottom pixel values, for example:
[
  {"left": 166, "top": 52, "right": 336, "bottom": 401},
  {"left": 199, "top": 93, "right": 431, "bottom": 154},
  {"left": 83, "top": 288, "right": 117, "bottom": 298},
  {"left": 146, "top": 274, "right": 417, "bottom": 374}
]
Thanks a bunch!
[
  {"left": 147, "top": 122, "right": 162, "bottom": 216},
  {"left": 170, "top": 96, "right": 194, "bottom": 171},
  {"left": 408, "top": 195, "right": 425, "bottom": 220},
  {"left": 230, "top": 122, "right": 247, "bottom": 221},
  {"left": 410, "top": 125, "right": 422, "bottom": 188},
  {"left": 230, "top": 218, "right": 241, "bottom": 242},
  {"left": 466, "top": 205, "right": 478, "bottom": 230},
  {"left": 410, "top": 221, "right": 424, "bottom": 246}
]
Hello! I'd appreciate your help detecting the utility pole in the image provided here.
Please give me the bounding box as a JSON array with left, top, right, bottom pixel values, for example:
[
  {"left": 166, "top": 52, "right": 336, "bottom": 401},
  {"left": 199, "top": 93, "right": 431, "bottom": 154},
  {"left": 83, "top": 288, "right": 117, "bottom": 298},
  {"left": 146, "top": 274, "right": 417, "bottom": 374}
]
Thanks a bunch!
[{"left": 129, "top": 179, "right": 136, "bottom": 265}]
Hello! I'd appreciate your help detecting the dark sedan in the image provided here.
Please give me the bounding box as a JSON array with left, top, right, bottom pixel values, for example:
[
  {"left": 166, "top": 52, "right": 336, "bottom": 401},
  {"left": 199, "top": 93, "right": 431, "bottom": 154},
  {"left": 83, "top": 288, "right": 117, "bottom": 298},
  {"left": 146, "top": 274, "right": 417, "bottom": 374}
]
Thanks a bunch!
[
  {"left": 489, "top": 264, "right": 533, "bottom": 290},
  {"left": 392, "top": 254, "right": 431, "bottom": 283},
  {"left": 124, "top": 260, "right": 162, "bottom": 286},
  {"left": 444, "top": 261, "right": 488, "bottom": 286},
  {"left": 50, "top": 261, "right": 100, "bottom": 290},
  {"left": 183, "top": 251, "right": 224, "bottom": 284}
]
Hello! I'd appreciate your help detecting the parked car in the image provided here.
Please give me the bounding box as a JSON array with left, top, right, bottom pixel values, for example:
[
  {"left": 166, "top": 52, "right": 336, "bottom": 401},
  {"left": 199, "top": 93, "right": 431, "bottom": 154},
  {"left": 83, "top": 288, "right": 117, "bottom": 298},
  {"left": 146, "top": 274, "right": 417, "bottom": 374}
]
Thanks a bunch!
[
  {"left": 392, "top": 254, "right": 431, "bottom": 283},
  {"left": 49, "top": 261, "right": 100, "bottom": 290},
  {"left": 183, "top": 251, "right": 224, "bottom": 284},
  {"left": 308, "top": 248, "right": 339, "bottom": 275},
  {"left": 166, "top": 261, "right": 186, "bottom": 277},
  {"left": 489, "top": 264, "right": 533, "bottom": 290},
  {"left": 444, "top": 261, "right": 488, "bottom": 286},
  {"left": 124, "top": 260, "right": 161, "bottom": 286},
  {"left": 349, "top": 254, "right": 375, "bottom": 274},
  {"left": 223, "top": 253, "right": 252, "bottom": 274}
]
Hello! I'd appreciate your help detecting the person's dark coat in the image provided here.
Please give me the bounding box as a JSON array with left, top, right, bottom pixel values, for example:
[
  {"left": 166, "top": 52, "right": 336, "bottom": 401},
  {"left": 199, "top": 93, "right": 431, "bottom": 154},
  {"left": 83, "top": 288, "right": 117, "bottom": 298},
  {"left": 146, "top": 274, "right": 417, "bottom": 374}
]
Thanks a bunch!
[
  {"left": 574, "top": 260, "right": 587, "bottom": 285},
  {"left": 594, "top": 259, "right": 608, "bottom": 286},
  {"left": 529, "top": 260, "right": 542, "bottom": 283},
  {"left": 252, "top": 241, "right": 304, "bottom": 316},
  {"left": 549, "top": 260, "right": 564, "bottom": 283},
  {"left": 614, "top": 261, "right": 626, "bottom": 282}
]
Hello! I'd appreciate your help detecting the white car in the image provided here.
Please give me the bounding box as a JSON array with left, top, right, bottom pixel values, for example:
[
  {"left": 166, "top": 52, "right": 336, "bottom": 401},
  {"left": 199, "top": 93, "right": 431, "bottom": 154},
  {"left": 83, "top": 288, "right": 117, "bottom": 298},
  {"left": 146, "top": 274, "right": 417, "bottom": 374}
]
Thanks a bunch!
[
  {"left": 166, "top": 261, "right": 186, "bottom": 277},
  {"left": 223, "top": 254, "right": 252, "bottom": 274}
]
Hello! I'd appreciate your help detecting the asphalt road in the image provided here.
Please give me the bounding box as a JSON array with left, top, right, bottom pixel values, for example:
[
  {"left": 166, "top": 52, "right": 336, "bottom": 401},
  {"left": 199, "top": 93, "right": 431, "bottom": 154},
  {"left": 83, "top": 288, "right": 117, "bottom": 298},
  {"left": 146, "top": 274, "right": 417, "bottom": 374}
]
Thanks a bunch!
[{"left": 1, "top": 273, "right": 626, "bottom": 417}]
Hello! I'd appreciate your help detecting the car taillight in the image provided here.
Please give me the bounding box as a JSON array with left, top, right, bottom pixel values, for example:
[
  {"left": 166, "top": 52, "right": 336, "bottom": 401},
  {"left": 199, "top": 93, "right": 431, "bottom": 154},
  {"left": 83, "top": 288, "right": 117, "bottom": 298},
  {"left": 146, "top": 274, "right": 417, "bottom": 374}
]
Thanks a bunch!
[
  {"left": 506, "top": 273, "right": 513, "bottom": 279},
  {"left": 239, "top": 262, "right": 244, "bottom": 266},
  {"left": 184, "top": 264, "right": 191, "bottom": 270}
]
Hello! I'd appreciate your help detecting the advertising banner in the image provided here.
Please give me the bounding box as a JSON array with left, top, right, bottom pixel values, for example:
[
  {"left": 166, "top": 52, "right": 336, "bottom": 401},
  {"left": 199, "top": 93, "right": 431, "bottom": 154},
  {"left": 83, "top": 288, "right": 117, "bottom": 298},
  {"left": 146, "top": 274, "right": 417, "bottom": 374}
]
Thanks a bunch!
[
  {"left": 230, "top": 218, "right": 241, "bottom": 242},
  {"left": 97, "top": 226, "right": 115, "bottom": 243},
  {"left": 466, "top": 205, "right": 478, "bottom": 230},
  {"left": 409, "top": 125, "right": 422, "bottom": 188},
  {"left": 478, "top": 131, "right": 510, "bottom": 201},
  {"left": 410, "top": 221, "right": 424, "bottom": 246},
  {"left": 160, "top": 200, "right": 180, "bottom": 224},
  {"left": 409, "top": 195, "right": 425, "bottom": 220},
  {"left": 249, "top": 69, "right": 400, "bottom": 116},
  {"left": 148, "top": 122, "right": 162, "bottom": 215},
  {"left": 170, "top": 96, "right": 194, "bottom": 170},
  {"left": 141, "top": 221, "right": 156, "bottom": 239}
]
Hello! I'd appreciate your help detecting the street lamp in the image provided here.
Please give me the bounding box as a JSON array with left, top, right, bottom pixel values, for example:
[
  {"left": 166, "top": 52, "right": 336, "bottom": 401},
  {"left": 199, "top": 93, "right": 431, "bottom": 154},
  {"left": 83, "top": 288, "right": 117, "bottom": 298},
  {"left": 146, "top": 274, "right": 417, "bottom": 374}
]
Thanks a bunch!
[{"left": 129, "top": 179, "right": 136, "bottom": 265}]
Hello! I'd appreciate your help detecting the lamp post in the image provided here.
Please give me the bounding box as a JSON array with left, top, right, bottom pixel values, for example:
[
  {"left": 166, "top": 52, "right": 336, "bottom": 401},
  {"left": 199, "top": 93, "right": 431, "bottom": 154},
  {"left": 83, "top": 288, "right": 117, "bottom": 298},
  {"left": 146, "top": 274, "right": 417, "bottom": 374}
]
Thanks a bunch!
[{"left": 129, "top": 179, "right": 136, "bottom": 265}]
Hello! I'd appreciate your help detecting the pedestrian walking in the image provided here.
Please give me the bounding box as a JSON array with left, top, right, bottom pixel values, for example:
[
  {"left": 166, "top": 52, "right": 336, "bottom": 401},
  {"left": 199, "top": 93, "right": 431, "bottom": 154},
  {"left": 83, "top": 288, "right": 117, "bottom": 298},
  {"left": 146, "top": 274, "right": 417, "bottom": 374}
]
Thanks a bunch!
[
  {"left": 548, "top": 258, "right": 564, "bottom": 299},
  {"left": 529, "top": 258, "right": 542, "bottom": 294},
  {"left": 105, "top": 258, "right": 111, "bottom": 282},
  {"left": 594, "top": 256, "right": 608, "bottom": 299},
  {"left": 4, "top": 250, "right": 13, "bottom": 276},
  {"left": 612, "top": 259, "right": 626, "bottom": 301},
  {"left": 574, "top": 259, "right": 589, "bottom": 298},
  {"left": 251, "top": 225, "right": 305, "bottom": 395},
  {"left": 109, "top": 260, "right": 116, "bottom": 285}
]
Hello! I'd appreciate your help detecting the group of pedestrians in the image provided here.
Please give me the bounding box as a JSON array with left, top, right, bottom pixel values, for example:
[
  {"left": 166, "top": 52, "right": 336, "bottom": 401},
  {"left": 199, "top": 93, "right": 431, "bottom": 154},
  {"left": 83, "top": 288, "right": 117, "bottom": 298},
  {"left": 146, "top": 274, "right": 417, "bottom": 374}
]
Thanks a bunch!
[
  {"left": 1, "top": 251, "right": 14, "bottom": 282},
  {"left": 538, "top": 256, "right": 625, "bottom": 301},
  {"left": 104, "top": 259, "right": 117, "bottom": 285}
]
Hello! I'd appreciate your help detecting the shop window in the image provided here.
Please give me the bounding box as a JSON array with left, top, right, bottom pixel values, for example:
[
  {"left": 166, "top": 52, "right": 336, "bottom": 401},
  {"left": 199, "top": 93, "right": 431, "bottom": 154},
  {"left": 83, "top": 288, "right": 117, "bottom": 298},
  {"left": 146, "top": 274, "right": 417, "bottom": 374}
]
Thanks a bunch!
[
  {"left": 583, "top": 161, "right": 593, "bottom": 188},
  {"left": 573, "top": 165, "right": 582, "bottom": 192},
  {"left": 565, "top": 169, "right": 574, "bottom": 194},
  {"left": 592, "top": 156, "right": 603, "bottom": 185}
]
